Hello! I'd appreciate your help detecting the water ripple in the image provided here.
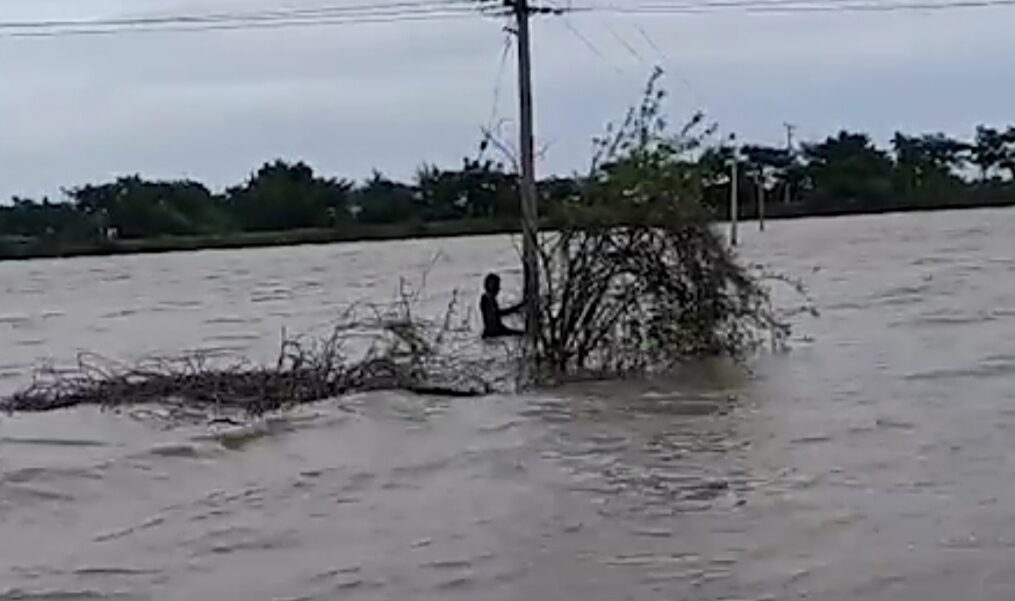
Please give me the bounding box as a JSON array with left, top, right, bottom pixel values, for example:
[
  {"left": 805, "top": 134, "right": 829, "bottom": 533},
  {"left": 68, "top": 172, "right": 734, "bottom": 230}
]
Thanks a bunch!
[{"left": 2, "top": 211, "right": 1015, "bottom": 600}]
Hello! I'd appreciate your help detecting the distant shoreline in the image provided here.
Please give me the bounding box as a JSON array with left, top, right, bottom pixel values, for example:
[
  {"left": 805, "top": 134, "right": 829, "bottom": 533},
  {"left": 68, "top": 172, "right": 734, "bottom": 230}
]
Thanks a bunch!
[
  {"left": 0, "top": 219, "right": 515, "bottom": 262},
  {"left": 3, "top": 199, "right": 1014, "bottom": 262}
]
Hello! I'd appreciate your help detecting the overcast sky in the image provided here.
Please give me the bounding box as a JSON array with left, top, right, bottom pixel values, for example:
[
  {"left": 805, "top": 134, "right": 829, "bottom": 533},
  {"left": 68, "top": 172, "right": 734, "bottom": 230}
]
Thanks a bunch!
[{"left": 2, "top": 0, "right": 1013, "bottom": 201}]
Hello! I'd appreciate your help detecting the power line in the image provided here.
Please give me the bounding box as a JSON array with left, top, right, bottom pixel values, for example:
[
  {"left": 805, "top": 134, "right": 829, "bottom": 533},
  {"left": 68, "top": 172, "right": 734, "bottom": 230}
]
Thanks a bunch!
[
  {"left": 2, "top": 10, "right": 484, "bottom": 38},
  {"left": 0, "top": 1, "right": 498, "bottom": 37},
  {"left": 603, "top": 21, "right": 649, "bottom": 65},
  {"left": 535, "top": 0, "right": 626, "bottom": 73},
  {"left": 628, "top": 21, "right": 718, "bottom": 133},
  {"left": 557, "top": 17, "right": 619, "bottom": 68},
  {"left": 486, "top": 31, "right": 515, "bottom": 131},
  {"left": 0, "top": 0, "right": 480, "bottom": 29},
  {"left": 575, "top": 0, "right": 1015, "bottom": 14},
  {"left": 3, "top": 0, "right": 1014, "bottom": 38}
]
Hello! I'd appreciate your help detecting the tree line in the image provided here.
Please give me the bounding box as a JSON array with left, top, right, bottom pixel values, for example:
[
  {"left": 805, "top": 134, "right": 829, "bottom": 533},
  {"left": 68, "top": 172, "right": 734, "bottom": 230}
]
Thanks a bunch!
[
  {"left": 2, "top": 125, "right": 1014, "bottom": 246},
  {"left": 701, "top": 125, "right": 1015, "bottom": 218}
]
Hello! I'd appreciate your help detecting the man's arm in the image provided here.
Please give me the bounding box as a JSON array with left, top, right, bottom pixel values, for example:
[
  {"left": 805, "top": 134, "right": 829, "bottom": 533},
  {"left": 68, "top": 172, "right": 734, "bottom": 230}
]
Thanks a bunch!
[{"left": 500, "top": 298, "right": 525, "bottom": 317}]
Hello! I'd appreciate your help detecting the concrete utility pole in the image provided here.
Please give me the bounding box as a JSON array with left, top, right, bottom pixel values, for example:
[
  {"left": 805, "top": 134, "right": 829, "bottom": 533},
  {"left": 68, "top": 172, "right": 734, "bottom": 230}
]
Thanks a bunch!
[
  {"left": 729, "top": 134, "right": 739, "bottom": 246},
  {"left": 514, "top": 0, "right": 540, "bottom": 348},
  {"left": 784, "top": 122, "right": 796, "bottom": 204}
]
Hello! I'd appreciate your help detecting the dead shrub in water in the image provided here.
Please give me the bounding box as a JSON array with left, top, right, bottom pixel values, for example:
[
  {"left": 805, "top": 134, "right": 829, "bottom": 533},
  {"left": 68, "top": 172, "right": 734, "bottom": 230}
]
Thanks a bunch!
[
  {"left": 532, "top": 69, "right": 807, "bottom": 380},
  {"left": 2, "top": 279, "right": 495, "bottom": 416}
]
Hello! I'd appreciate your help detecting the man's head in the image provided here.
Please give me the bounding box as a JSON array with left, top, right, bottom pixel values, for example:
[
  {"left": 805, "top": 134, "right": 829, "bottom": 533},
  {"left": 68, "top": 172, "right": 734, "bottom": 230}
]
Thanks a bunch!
[{"left": 483, "top": 273, "right": 501, "bottom": 296}]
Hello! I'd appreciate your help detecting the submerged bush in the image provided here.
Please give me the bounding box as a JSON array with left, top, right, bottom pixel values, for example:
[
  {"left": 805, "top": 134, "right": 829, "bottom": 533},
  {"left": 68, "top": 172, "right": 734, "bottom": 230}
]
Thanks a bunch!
[
  {"left": 532, "top": 69, "right": 797, "bottom": 380},
  {"left": 2, "top": 284, "right": 493, "bottom": 416}
]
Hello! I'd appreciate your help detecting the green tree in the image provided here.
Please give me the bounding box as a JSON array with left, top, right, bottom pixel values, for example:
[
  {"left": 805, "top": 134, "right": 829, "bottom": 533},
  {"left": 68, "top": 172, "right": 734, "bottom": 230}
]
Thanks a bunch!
[
  {"left": 972, "top": 126, "right": 1007, "bottom": 181},
  {"left": 801, "top": 131, "right": 894, "bottom": 210},
  {"left": 65, "top": 176, "right": 229, "bottom": 238},
  {"left": 741, "top": 144, "right": 793, "bottom": 207},
  {"left": 415, "top": 164, "right": 464, "bottom": 221},
  {"left": 352, "top": 170, "right": 419, "bottom": 225},
  {"left": 0, "top": 197, "right": 90, "bottom": 240},
  {"left": 1000, "top": 126, "right": 1015, "bottom": 180},
  {"left": 225, "top": 161, "right": 351, "bottom": 231},
  {"left": 461, "top": 158, "right": 518, "bottom": 219},
  {"left": 891, "top": 133, "right": 967, "bottom": 202}
]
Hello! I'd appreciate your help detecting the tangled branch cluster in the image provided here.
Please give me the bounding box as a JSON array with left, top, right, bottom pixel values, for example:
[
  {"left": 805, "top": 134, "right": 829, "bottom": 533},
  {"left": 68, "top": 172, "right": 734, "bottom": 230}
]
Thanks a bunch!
[
  {"left": 2, "top": 283, "right": 495, "bottom": 416},
  {"left": 532, "top": 68, "right": 810, "bottom": 380},
  {"left": 535, "top": 222, "right": 792, "bottom": 379}
]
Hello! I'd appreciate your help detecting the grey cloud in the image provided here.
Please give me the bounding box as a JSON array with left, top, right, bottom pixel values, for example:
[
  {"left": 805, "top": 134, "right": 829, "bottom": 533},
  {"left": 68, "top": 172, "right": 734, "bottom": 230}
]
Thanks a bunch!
[{"left": 2, "top": 2, "right": 1013, "bottom": 200}]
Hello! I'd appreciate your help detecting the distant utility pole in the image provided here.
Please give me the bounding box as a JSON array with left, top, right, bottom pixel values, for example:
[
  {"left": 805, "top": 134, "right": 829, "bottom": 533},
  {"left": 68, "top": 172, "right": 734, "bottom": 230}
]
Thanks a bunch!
[
  {"left": 513, "top": 0, "right": 540, "bottom": 349},
  {"left": 729, "top": 134, "right": 739, "bottom": 246},
  {"left": 757, "top": 171, "right": 766, "bottom": 232},
  {"left": 784, "top": 122, "right": 796, "bottom": 204}
]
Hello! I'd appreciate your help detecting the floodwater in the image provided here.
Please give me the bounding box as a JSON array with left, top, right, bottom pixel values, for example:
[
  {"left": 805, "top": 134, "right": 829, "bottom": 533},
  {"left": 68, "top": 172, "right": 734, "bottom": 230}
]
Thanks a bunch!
[{"left": 2, "top": 208, "right": 1015, "bottom": 600}]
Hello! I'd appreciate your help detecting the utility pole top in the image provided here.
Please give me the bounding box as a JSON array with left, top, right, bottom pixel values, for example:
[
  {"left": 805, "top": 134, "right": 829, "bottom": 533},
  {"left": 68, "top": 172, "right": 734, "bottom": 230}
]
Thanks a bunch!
[
  {"left": 500, "top": 0, "right": 566, "bottom": 14},
  {"left": 728, "top": 132, "right": 740, "bottom": 161},
  {"left": 784, "top": 122, "right": 796, "bottom": 149}
]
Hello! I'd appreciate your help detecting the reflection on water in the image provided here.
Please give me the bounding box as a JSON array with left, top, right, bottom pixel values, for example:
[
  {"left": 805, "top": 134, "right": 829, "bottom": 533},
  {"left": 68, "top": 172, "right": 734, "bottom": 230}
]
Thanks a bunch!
[{"left": 3, "top": 208, "right": 1015, "bottom": 600}]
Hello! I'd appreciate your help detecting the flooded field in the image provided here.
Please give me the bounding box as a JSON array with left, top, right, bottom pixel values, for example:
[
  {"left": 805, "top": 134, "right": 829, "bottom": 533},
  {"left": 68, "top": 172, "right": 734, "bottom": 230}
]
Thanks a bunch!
[{"left": 2, "top": 207, "right": 1015, "bottom": 600}]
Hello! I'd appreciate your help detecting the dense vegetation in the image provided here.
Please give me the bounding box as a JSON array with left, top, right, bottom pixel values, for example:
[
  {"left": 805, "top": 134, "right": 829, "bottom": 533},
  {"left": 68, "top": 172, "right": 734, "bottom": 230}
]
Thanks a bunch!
[
  {"left": 2, "top": 124, "right": 1014, "bottom": 259},
  {"left": 533, "top": 75, "right": 796, "bottom": 380}
]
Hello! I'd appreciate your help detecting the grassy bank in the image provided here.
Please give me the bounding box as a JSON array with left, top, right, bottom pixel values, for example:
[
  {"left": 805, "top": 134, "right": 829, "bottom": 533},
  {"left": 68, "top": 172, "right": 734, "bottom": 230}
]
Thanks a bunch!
[
  {"left": 737, "top": 195, "right": 1015, "bottom": 221},
  {"left": 3, "top": 198, "right": 1015, "bottom": 262},
  {"left": 0, "top": 219, "right": 518, "bottom": 261}
]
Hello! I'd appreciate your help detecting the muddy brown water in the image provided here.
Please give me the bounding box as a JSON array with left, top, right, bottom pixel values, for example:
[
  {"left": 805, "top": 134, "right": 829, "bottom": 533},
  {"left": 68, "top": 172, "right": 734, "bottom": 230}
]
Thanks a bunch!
[{"left": 2, "top": 208, "right": 1015, "bottom": 600}]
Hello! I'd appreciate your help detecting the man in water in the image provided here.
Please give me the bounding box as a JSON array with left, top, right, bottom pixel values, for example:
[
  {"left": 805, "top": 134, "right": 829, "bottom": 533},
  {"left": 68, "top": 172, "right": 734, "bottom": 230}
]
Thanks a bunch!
[{"left": 480, "top": 273, "right": 524, "bottom": 338}]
